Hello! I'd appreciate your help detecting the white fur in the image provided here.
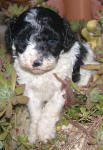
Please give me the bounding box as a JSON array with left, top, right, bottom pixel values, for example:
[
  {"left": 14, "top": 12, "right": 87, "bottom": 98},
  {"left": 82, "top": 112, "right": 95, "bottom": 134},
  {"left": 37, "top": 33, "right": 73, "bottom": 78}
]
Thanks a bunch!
[
  {"left": 14, "top": 42, "right": 95, "bottom": 143},
  {"left": 25, "top": 9, "right": 39, "bottom": 27},
  {"left": 12, "top": 43, "right": 17, "bottom": 58}
]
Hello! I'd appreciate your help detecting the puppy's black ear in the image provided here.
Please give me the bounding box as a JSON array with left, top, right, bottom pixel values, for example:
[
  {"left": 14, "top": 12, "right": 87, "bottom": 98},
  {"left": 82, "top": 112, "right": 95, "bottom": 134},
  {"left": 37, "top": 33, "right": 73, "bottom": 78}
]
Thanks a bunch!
[
  {"left": 5, "top": 16, "right": 17, "bottom": 52},
  {"left": 62, "top": 19, "right": 76, "bottom": 51}
]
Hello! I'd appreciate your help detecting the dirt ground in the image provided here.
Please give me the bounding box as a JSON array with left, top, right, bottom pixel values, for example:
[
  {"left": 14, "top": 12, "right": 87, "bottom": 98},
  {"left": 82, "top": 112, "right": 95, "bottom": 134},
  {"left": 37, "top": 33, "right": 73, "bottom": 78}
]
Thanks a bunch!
[{"left": 11, "top": 106, "right": 99, "bottom": 150}]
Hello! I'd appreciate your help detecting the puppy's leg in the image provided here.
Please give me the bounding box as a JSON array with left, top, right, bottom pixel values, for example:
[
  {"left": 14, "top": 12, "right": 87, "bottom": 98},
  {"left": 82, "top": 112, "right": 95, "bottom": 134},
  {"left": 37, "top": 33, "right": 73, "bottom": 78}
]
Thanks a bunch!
[
  {"left": 78, "top": 43, "right": 98, "bottom": 86},
  {"left": 78, "top": 68, "right": 93, "bottom": 86},
  {"left": 38, "top": 91, "right": 65, "bottom": 143},
  {"left": 24, "top": 89, "right": 42, "bottom": 144}
]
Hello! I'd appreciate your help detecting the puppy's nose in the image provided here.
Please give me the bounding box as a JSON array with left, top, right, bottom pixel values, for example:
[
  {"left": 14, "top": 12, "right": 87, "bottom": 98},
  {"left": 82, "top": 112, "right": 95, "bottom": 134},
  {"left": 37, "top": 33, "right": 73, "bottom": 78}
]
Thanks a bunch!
[{"left": 32, "top": 59, "right": 42, "bottom": 67}]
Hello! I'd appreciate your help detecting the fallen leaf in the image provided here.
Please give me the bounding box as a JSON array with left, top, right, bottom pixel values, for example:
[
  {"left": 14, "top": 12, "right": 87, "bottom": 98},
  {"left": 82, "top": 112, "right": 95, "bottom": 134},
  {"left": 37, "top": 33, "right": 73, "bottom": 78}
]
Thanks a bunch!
[
  {"left": 82, "top": 64, "right": 103, "bottom": 70},
  {"left": 11, "top": 69, "right": 16, "bottom": 91},
  {"left": 0, "top": 110, "right": 6, "bottom": 118},
  {"left": 0, "top": 100, "right": 7, "bottom": 111},
  {"left": 12, "top": 96, "right": 29, "bottom": 105},
  {"left": 5, "top": 103, "right": 12, "bottom": 118},
  {"left": 0, "top": 132, "right": 8, "bottom": 141},
  {"left": 15, "top": 84, "right": 25, "bottom": 95},
  {"left": 0, "top": 72, "right": 7, "bottom": 85}
]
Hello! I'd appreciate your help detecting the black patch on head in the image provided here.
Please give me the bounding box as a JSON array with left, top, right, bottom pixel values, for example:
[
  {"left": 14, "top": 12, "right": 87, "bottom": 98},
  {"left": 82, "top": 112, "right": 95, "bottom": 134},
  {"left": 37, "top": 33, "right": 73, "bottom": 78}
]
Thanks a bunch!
[
  {"left": 72, "top": 43, "right": 87, "bottom": 82},
  {"left": 34, "top": 27, "right": 63, "bottom": 58},
  {"left": 5, "top": 7, "right": 76, "bottom": 58}
]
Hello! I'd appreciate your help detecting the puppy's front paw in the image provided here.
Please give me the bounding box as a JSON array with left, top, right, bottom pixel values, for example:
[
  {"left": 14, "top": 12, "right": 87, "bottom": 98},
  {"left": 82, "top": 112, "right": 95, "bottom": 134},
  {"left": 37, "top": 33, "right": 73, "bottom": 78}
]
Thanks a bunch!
[
  {"left": 38, "top": 120, "right": 56, "bottom": 143},
  {"left": 28, "top": 134, "right": 37, "bottom": 144}
]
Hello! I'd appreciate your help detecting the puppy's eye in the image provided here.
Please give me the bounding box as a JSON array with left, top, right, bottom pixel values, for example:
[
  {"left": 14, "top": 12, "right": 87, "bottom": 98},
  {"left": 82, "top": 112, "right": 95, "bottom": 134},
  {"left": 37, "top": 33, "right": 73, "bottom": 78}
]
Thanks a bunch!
[
  {"left": 20, "top": 40, "right": 27, "bottom": 49},
  {"left": 22, "top": 40, "right": 27, "bottom": 45},
  {"left": 48, "top": 40, "right": 55, "bottom": 44}
]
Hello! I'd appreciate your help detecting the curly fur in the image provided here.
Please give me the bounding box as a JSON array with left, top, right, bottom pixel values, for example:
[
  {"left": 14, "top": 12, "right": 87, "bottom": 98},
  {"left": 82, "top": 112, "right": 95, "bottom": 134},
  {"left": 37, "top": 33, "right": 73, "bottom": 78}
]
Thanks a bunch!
[{"left": 5, "top": 7, "right": 97, "bottom": 144}]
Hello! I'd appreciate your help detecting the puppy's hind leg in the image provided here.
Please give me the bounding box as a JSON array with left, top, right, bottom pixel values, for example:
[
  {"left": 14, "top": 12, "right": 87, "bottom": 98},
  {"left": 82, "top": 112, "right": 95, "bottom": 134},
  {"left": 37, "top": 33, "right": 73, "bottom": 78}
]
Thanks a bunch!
[
  {"left": 78, "top": 68, "right": 93, "bottom": 86},
  {"left": 78, "top": 43, "right": 98, "bottom": 86}
]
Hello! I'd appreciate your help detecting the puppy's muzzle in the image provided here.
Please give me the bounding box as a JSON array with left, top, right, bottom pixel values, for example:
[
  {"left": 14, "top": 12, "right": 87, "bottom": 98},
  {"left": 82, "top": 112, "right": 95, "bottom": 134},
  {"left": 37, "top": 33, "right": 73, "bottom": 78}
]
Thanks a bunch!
[{"left": 32, "top": 58, "right": 42, "bottom": 67}]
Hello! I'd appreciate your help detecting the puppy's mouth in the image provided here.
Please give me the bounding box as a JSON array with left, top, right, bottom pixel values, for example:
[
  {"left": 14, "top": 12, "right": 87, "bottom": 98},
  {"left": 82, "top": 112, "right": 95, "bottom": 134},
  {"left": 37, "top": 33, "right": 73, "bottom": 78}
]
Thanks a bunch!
[
  {"left": 31, "top": 65, "right": 55, "bottom": 74},
  {"left": 20, "top": 62, "right": 56, "bottom": 74}
]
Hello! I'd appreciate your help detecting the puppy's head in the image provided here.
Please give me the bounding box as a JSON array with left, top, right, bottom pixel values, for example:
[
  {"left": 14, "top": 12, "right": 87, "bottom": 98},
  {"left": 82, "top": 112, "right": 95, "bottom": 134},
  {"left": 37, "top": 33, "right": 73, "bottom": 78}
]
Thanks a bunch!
[{"left": 5, "top": 7, "right": 76, "bottom": 74}]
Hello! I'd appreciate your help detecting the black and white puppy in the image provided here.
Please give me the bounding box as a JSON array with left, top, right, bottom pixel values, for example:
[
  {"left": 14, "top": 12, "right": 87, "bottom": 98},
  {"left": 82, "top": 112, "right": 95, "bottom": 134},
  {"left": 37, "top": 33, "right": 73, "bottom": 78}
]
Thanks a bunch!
[{"left": 5, "top": 7, "right": 96, "bottom": 144}]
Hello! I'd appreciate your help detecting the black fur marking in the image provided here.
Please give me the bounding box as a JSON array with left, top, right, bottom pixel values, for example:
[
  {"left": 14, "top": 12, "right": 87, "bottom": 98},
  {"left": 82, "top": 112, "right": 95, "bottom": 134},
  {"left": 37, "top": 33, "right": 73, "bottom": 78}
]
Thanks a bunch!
[
  {"left": 62, "top": 19, "right": 76, "bottom": 52},
  {"left": 72, "top": 43, "right": 87, "bottom": 82},
  {"left": 5, "top": 7, "right": 76, "bottom": 58}
]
